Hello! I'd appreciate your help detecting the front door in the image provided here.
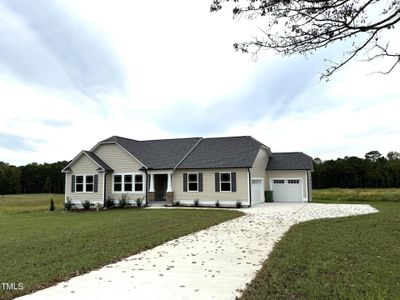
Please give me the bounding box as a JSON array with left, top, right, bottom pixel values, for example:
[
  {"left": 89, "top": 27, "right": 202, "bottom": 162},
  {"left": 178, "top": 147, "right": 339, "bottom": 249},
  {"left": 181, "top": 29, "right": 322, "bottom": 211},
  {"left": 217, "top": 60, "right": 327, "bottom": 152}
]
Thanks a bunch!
[{"left": 154, "top": 174, "right": 168, "bottom": 201}]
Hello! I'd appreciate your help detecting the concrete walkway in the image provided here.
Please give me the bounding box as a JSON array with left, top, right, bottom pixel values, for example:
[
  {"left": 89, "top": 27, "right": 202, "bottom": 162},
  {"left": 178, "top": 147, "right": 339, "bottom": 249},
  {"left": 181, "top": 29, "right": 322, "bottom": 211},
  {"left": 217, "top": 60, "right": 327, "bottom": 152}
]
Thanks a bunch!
[{"left": 17, "top": 203, "right": 378, "bottom": 300}]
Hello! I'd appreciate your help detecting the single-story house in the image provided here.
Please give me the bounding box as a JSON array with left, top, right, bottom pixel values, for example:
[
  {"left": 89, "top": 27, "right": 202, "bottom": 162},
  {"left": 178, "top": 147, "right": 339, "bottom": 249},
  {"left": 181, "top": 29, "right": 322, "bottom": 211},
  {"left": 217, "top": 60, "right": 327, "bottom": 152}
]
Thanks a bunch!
[{"left": 61, "top": 136, "right": 313, "bottom": 207}]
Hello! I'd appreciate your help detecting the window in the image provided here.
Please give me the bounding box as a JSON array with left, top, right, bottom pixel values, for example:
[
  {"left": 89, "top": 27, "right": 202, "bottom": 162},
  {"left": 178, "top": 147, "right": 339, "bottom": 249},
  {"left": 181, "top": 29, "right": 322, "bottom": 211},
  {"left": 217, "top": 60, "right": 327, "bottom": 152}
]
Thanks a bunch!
[
  {"left": 187, "top": 173, "right": 198, "bottom": 192},
  {"left": 273, "top": 179, "right": 285, "bottom": 184},
  {"left": 86, "top": 175, "right": 94, "bottom": 192},
  {"left": 288, "top": 179, "right": 300, "bottom": 184},
  {"left": 113, "top": 173, "right": 144, "bottom": 193},
  {"left": 220, "top": 172, "right": 231, "bottom": 192},
  {"left": 135, "top": 175, "right": 143, "bottom": 192},
  {"left": 76, "top": 175, "right": 84, "bottom": 192},
  {"left": 75, "top": 175, "right": 94, "bottom": 193}
]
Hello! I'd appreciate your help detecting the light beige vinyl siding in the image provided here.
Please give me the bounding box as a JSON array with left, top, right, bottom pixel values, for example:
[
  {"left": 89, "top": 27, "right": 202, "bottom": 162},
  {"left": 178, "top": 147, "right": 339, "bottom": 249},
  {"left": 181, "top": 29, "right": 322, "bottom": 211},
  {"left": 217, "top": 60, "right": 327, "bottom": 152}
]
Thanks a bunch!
[
  {"left": 173, "top": 168, "right": 249, "bottom": 206},
  {"left": 250, "top": 148, "right": 269, "bottom": 188},
  {"left": 265, "top": 170, "right": 308, "bottom": 199},
  {"left": 94, "top": 143, "right": 146, "bottom": 202},
  {"left": 65, "top": 154, "right": 104, "bottom": 205}
]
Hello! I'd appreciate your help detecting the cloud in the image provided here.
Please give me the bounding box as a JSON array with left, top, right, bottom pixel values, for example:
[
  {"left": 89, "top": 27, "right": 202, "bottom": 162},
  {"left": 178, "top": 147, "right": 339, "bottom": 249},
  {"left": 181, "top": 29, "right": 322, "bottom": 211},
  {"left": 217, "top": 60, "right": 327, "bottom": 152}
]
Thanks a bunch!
[
  {"left": 42, "top": 119, "right": 71, "bottom": 127},
  {"left": 0, "top": 132, "right": 42, "bottom": 152},
  {"left": 0, "top": 0, "right": 126, "bottom": 97}
]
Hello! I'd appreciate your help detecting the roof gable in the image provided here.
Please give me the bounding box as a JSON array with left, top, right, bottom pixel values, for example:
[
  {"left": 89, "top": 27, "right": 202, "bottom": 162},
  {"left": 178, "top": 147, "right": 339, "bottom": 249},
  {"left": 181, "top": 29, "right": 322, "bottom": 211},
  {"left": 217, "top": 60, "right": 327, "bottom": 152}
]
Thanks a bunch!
[{"left": 62, "top": 150, "right": 113, "bottom": 172}]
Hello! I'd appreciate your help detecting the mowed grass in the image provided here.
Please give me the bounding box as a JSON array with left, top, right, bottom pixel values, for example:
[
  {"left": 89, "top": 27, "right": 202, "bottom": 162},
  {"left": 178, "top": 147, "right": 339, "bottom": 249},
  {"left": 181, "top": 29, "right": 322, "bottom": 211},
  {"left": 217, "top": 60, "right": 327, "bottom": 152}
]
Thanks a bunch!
[
  {"left": 241, "top": 190, "right": 400, "bottom": 300},
  {"left": 313, "top": 188, "right": 400, "bottom": 202},
  {"left": 0, "top": 207, "right": 243, "bottom": 299},
  {"left": 0, "top": 194, "right": 64, "bottom": 214}
]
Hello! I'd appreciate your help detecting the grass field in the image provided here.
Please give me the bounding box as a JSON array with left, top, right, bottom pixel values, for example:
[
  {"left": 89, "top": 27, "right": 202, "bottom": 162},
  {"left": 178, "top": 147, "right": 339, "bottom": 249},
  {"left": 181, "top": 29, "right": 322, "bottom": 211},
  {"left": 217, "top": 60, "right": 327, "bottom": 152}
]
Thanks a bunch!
[
  {"left": 241, "top": 189, "right": 400, "bottom": 300},
  {"left": 313, "top": 188, "right": 400, "bottom": 202},
  {"left": 0, "top": 196, "right": 243, "bottom": 300},
  {"left": 0, "top": 194, "right": 64, "bottom": 214}
]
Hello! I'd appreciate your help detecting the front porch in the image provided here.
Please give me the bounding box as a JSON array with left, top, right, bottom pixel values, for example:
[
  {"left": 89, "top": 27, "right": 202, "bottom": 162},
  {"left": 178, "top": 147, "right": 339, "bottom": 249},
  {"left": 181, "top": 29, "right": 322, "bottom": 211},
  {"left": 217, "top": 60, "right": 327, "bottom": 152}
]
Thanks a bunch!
[{"left": 148, "top": 172, "right": 173, "bottom": 206}]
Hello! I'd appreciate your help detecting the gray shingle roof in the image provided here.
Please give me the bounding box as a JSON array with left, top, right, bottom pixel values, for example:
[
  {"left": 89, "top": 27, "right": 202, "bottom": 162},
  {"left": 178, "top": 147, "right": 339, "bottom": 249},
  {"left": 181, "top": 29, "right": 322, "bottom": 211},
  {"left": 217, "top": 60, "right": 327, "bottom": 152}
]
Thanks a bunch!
[
  {"left": 83, "top": 151, "right": 113, "bottom": 171},
  {"left": 266, "top": 152, "right": 313, "bottom": 170},
  {"left": 176, "top": 136, "right": 263, "bottom": 169},
  {"left": 101, "top": 136, "right": 202, "bottom": 169}
]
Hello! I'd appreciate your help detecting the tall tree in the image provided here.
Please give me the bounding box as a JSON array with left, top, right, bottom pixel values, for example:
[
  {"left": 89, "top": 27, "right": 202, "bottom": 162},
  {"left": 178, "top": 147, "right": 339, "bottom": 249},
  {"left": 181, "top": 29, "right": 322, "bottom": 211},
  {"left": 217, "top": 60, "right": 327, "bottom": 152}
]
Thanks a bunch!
[{"left": 211, "top": 0, "right": 400, "bottom": 79}]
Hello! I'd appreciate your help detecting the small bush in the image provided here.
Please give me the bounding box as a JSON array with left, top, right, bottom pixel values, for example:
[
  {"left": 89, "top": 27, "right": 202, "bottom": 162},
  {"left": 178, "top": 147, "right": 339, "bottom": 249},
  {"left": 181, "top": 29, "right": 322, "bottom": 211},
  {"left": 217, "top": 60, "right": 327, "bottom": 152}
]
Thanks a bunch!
[
  {"left": 135, "top": 197, "right": 143, "bottom": 208},
  {"left": 49, "top": 199, "right": 55, "bottom": 211},
  {"left": 174, "top": 200, "right": 180, "bottom": 207},
  {"left": 81, "top": 200, "right": 91, "bottom": 210},
  {"left": 215, "top": 200, "right": 220, "bottom": 208},
  {"left": 118, "top": 193, "right": 128, "bottom": 209},
  {"left": 194, "top": 199, "right": 199, "bottom": 207},
  {"left": 236, "top": 201, "right": 242, "bottom": 208},
  {"left": 104, "top": 197, "right": 115, "bottom": 209},
  {"left": 64, "top": 200, "right": 73, "bottom": 211}
]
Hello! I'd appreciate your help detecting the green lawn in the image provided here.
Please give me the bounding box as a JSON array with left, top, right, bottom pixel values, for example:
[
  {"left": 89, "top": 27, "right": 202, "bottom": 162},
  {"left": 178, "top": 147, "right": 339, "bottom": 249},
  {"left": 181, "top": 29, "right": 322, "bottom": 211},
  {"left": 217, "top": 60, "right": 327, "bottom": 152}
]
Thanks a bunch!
[
  {"left": 0, "top": 206, "right": 243, "bottom": 299},
  {"left": 241, "top": 191, "right": 400, "bottom": 300},
  {"left": 313, "top": 188, "right": 400, "bottom": 202},
  {"left": 0, "top": 194, "right": 64, "bottom": 214}
]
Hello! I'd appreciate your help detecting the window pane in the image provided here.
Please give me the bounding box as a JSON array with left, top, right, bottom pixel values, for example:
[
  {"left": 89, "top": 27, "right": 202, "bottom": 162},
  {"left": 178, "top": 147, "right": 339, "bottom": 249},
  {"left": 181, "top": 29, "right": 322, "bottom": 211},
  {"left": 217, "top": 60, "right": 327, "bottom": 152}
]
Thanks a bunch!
[
  {"left": 86, "top": 175, "right": 94, "bottom": 183},
  {"left": 221, "top": 182, "right": 231, "bottom": 191},
  {"left": 221, "top": 173, "right": 230, "bottom": 182},
  {"left": 86, "top": 184, "right": 94, "bottom": 192},
  {"left": 135, "top": 175, "right": 143, "bottom": 183},
  {"left": 76, "top": 176, "right": 83, "bottom": 183},
  {"left": 76, "top": 183, "right": 84, "bottom": 192},
  {"left": 124, "top": 175, "right": 132, "bottom": 183},
  {"left": 114, "top": 175, "right": 122, "bottom": 183},
  {"left": 114, "top": 183, "right": 122, "bottom": 192},
  {"left": 188, "top": 182, "right": 198, "bottom": 191},
  {"left": 124, "top": 183, "right": 132, "bottom": 191},
  {"left": 188, "top": 174, "right": 197, "bottom": 182},
  {"left": 135, "top": 183, "right": 143, "bottom": 192}
]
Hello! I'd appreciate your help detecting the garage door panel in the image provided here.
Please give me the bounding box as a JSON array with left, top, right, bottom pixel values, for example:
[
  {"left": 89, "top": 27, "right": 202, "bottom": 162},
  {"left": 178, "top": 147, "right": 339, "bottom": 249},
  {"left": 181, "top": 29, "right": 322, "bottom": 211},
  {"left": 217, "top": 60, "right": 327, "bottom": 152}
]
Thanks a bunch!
[{"left": 271, "top": 179, "right": 302, "bottom": 202}]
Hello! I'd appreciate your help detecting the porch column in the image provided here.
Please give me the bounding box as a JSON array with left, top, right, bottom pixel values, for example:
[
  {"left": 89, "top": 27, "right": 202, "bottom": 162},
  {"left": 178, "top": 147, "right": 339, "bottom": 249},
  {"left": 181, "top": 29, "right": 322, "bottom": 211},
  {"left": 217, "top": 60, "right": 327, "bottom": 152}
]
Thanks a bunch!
[
  {"left": 166, "top": 173, "right": 173, "bottom": 192},
  {"left": 149, "top": 174, "right": 155, "bottom": 192}
]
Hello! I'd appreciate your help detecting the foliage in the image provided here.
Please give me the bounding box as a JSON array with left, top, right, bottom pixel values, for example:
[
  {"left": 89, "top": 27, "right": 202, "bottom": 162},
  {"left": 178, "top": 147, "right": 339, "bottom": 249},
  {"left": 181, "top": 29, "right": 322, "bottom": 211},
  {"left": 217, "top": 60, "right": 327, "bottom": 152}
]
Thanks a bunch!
[
  {"left": 118, "top": 193, "right": 128, "bottom": 209},
  {"left": 49, "top": 199, "right": 55, "bottom": 211},
  {"left": 64, "top": 199, "right": 73, "bottom": 211},
  {"left": 0, "top": 162, "right": 21, "bottom": 194},
  {"left": 194, "top": 199, "right": 199, "bottom": 207},
  {"left": 81, "top": 200, "right": 91, "bottom": 210},
  {"left": 104, "top": 196, "right": 115, "bottom": 209},
  {"left": 313, "top": 150, "right": 400, "bottom": 189},
  {"left": 135, "top": 197, "right": 144, "bottom": 208},
  {"left": 215, "top": 200, "right": 220, "bottom": 208},
  {"left": 236, "top": 200, "right": 242, "bottom": 208},
  {"left": 211, "top": 0, "right": 400, "bottom": 78},
  {"left": 174, "top": 200, "right": 180, "bottom": 206},
  {"left": 240, "top": 201, "right": 400, "bottom": 300},
  {"left": 0, "top": 209, "right": 243, "bottom": 299}
]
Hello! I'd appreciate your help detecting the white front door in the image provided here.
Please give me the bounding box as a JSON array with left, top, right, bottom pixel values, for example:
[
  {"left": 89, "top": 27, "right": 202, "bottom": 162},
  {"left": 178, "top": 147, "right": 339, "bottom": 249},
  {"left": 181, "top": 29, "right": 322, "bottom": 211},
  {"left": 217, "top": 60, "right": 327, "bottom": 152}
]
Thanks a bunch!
[
  {"left": 271, "top": 179, "right": 303, "bottom": 202},
  {"left": 251, "top": 178, "right": 264, "bottom": 205}
]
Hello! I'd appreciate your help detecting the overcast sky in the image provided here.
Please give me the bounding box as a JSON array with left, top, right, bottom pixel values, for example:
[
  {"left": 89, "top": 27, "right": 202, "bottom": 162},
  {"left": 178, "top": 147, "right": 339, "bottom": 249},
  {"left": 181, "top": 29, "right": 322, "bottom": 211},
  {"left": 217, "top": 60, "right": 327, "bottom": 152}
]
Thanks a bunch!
[{"left": 1, "top": 0, "right": 399, "bottom": 166}]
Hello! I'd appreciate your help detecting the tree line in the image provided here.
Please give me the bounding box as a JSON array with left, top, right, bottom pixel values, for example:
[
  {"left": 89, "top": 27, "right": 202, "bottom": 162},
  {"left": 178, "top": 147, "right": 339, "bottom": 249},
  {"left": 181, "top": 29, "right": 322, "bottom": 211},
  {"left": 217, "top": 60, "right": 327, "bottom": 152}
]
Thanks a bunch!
[
  {"left": 313, "top": 151, "right": 400, "bottom": 189},
  {"left": 0, "top": 161, "right": 68, "bottom": 195}
]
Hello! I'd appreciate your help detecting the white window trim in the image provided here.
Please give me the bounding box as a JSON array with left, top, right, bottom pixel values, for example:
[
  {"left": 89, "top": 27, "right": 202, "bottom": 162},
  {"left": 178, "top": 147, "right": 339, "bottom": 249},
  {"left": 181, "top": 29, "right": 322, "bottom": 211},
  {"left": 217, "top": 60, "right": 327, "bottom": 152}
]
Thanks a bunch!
[
  {"left": 220, "top": 172, "right": 232, "bottom": 193},
  {"left": 112, "top": 172, "right": 144, "bottom": 193},
  {"left": 75, "top": 174, "right": 95, "bottom": 193},
  {"left": 187, "top": 172, "right": 199, "bottom": 193}
]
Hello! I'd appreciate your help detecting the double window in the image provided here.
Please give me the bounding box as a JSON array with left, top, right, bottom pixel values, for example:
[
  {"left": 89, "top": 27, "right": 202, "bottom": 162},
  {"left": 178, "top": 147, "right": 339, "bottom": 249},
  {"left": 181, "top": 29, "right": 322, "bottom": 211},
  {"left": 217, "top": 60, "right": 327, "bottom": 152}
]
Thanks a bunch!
[
  {"left": 113, "top": 173, "right": 143, "bottom": 193},
  {"left": 220, "top": 172, "right": 231, "bottom": 192},
  {"left": 75, "top": 175, "right": 94, "bottom": 193}
]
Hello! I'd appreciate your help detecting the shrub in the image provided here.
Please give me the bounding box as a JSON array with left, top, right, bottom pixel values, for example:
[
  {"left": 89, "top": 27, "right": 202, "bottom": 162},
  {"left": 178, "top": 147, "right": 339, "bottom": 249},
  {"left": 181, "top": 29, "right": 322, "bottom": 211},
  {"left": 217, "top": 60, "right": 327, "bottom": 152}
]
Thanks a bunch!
[
  {"left": 194, "top": 199, "right": 199, "bottom": 207},
  {"left": 104, "top": 197, "right": 115, "bottom": 209},
  {"left": 118, "top": 193, "right": 128, "bottom": 209},
  {"left": 174, "top": 200, "right": 180, "bottom": 207},
  {"left": 135, "top": 197, "right": 143, "bottom": 208},
  {"left": 64, "top": 200, "right": 73, "bottom": 211},
  {"left": 215, "top": 200, "right": 220, "bottom": 208},
  {"left": 236, "top": 201, "right": 242, "bottom": 208},
  {"left": 81, "top": 200, "right": 91, "bottom": 210},
  {"left": 49, "top": 199, "right": 55, "bottom": 211}
]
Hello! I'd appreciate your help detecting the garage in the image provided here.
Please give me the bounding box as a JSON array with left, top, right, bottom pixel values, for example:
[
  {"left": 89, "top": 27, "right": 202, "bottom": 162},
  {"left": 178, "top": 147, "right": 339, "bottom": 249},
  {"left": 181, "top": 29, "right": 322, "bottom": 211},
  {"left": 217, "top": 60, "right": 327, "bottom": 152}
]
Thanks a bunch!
[
  {"left": 270, "top": 178, "right": 303, "bottom": 202},
  {"left": 251, "top": 178, "right": 264, "bottom": 205}
]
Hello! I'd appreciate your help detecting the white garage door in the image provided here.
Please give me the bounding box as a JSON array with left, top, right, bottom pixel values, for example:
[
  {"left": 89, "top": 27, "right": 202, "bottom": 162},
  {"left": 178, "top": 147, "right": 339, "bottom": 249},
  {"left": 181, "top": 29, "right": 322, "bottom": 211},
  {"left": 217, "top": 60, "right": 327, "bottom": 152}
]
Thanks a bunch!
[
  {"left": 251, "top": 178, "right": 264, "bottom": 205},
  {"left": 271, "top": 179, "right": 303, "bottom": 202}
]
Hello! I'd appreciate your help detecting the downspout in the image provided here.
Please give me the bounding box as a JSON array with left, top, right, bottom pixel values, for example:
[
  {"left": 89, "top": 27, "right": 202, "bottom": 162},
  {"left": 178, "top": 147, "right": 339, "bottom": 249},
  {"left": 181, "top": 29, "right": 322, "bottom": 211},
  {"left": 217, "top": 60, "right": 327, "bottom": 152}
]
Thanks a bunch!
[
  {"left": 248, "top": 168, "right": 252, "bottom": 207},
  {"left": 144, "top": 169, "right": 149, "bottom": 207}
]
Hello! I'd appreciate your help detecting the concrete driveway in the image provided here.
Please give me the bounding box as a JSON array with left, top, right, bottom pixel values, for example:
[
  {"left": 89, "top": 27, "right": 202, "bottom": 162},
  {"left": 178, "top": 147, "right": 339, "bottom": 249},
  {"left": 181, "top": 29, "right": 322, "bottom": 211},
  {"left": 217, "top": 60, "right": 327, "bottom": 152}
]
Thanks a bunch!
[{"left": 17, "top": 203, "right": 377, "bottom": 300}]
